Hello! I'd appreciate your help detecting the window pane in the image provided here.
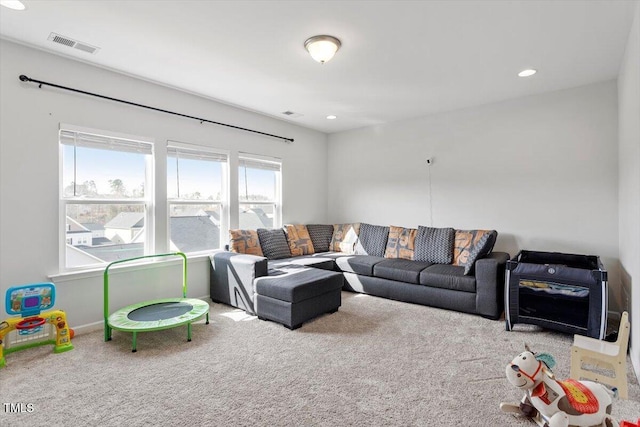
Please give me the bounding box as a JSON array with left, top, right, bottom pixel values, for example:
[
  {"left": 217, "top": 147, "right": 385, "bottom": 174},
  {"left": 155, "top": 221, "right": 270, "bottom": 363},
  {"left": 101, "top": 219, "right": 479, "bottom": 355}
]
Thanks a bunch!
[
  {"left": 167, "top": 156, "right": 222, "bottom": 200},
  {"left": 169, "top": 204, "right": 221, "bottom": 252},
  {"left": 63, "top": 145, "right": 146, "bottom": 198},
  {"left": 238, "top": 166, "right": 276, "bottom": 202},
  {"left": 65, "top": 204, "right": 145, "bottom": 268},
  {"left": 239, "top": 204, "right": 274, "bottom": 229}
]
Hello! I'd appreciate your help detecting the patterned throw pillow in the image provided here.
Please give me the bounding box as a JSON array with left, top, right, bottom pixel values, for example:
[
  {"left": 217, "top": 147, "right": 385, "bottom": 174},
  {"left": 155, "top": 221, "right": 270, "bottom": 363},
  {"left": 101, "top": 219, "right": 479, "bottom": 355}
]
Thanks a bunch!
[
  {"left": 229, "top": 229, "right": 263, "bottom": 257},
  {"left": 256, "top": 228, "right": 292, "bottom": 260},
  {"left": 330, "top": 223, "right": 361, "bottom": 254},
  {"left": 384, "top": 226, "right": 417, "bottom": 260},
  {"left": 285, "top": 224, "right": 315, "bottom": 256},
  {"left": 355, "top": 223, "right": 389, "bottom": 257},
  {"left": 453, "top": 229, "right": 498, "bottom": 275},
  {"left": 414, "top": 226, "right": 455, "bottom": 264},
  {"left": 306, "top": 224, "right": 334, "bottom": 253}
]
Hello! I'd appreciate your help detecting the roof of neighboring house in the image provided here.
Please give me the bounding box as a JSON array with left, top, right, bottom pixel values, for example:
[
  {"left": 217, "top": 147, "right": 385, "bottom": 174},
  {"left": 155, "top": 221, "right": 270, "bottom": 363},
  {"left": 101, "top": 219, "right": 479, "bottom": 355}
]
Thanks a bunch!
[
  {"left": 78, "top": 243, "right": 144, "bottom": 262},
  {"left": 105, "top": 212, "right": 144, "bottom": 229},
  {"left": 81, "top": 223, "right": 105, "bottom": 231},
  {"left": 92, "top": 237, "right": 113, "bottom": 246},
  {"left": 239, "top": 208, "right": 272, "bottom": 229},
  {"left": 170, "top": 216, "right": 220, "bottom": 253}
]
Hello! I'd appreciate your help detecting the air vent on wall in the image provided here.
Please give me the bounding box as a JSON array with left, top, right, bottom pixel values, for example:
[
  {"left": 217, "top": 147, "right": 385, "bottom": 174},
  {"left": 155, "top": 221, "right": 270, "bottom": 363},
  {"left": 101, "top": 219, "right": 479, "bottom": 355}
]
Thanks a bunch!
[
  {"left": 47, "top": 33, "right": 100, "bottom": 54},
  {"left": 281, "top": 110, "right": 303, "bottom": 118}
]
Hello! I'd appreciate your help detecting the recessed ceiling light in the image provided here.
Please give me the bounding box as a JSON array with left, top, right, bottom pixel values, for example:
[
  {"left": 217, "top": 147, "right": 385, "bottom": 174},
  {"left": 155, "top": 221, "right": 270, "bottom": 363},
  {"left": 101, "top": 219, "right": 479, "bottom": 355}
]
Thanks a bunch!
[
  {"left": 518, "top": 69, "right": 537, "bottom": 77},
  {"left": 326, "top": 115, "right": 337, "bottom": 120},
  {"left": 0, "top": 0, "right": 26, "bottom": 10}
]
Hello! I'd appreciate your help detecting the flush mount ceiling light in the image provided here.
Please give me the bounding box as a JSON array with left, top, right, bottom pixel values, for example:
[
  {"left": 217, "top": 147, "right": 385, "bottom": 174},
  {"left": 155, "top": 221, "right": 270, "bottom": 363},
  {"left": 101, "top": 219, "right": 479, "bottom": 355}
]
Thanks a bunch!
[
  {"left": 518, "top": 69, "right": 537, "bottom": 77},
  {"left": 326, "top": 115, "right": 337, "bottom": 120},
  {"left": 0, "top": 0, "right": 26, "bottom": 10},
  {"left": 304, "top": 35, "right": 341, "bottom": 64}
]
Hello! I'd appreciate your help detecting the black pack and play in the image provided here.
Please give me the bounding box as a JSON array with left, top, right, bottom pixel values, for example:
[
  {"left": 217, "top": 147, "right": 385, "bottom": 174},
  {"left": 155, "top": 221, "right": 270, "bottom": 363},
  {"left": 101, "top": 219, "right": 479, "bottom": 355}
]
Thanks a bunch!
[{"left": 505, "top": 250, "right": 608, "bottom": 339}]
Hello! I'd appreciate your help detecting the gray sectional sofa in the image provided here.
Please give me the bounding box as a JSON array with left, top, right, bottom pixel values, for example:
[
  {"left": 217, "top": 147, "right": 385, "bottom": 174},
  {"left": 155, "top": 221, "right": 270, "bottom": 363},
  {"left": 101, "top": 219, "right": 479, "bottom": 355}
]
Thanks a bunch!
[{"left": 209, "top": 223, "right": 510, "bottom": 329}]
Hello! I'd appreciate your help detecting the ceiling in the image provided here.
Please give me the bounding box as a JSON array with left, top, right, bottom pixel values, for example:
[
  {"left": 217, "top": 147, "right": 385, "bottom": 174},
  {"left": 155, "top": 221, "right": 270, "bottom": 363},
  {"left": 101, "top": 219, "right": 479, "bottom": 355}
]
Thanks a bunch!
[{"left": 0, "top": 0, "right": 636, "bottom": 134}]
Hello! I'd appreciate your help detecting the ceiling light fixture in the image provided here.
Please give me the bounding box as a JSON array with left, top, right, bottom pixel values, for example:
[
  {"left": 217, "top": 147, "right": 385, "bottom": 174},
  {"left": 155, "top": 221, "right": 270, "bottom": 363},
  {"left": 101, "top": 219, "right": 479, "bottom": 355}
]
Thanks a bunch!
[
  {"left": 0, "top": 0, "right": 26, "bottom": 10},
  {"left": 518, "top": 69, "right": 537, "bottom": 77},
  {"left": 326, "top": 115, "right": 337, "bottom": 120},
  {"left": 304, "top": 35, "right": 341, "bottom": 64}
]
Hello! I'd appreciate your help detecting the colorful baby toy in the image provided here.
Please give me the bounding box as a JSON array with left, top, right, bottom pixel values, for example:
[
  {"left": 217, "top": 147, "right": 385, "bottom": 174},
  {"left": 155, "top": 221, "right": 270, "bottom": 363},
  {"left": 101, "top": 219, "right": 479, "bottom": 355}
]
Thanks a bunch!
[
  {"left": 500, "top": 345, "right": 616, "bottom": 427},
  {"left": 0, "top": 282, "right": 73, "bottom": 368}
]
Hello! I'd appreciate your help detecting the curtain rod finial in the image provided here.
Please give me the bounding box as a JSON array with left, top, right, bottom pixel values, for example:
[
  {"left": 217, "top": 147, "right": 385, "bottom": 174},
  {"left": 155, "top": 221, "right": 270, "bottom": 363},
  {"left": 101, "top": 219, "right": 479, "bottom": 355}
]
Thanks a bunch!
[{"left": 19, "top": 74, "right": 29, "bottom": 82}]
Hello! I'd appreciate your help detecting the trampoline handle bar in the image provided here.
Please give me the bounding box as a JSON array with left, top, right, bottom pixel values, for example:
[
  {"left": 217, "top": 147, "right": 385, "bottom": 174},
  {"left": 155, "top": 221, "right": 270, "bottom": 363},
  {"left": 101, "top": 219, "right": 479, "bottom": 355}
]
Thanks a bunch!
[{"left": 103, "top": 252, "right": 188, "bottom": 340}]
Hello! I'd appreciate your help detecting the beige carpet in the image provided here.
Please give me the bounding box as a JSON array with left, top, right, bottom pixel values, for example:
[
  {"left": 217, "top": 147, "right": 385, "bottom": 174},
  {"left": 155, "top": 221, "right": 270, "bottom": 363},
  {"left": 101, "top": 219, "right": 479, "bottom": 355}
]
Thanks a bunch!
[{"left": 1, "top": 292, "right": 638, "bottom": 426}]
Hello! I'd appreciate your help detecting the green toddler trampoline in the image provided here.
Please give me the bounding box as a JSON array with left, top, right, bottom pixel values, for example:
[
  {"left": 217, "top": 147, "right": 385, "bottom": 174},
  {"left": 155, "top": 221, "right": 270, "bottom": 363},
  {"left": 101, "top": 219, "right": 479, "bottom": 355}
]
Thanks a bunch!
[{"left": 104, "top": 252, "right": 209, "bottom": 352}]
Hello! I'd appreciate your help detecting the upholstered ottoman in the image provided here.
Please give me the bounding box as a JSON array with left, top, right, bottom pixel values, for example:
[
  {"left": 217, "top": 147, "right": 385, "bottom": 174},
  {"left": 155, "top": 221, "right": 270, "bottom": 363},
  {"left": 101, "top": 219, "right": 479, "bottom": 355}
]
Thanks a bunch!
[{"left": 254, "top": 266, "right": 343, "bottom": 329}]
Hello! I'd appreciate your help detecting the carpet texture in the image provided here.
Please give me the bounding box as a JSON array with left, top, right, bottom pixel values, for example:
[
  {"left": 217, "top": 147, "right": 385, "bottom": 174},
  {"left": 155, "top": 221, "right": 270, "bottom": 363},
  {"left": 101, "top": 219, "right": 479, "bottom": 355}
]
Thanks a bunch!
[{"left": 1, "top": 292, "right": 638, "bottom": 426}]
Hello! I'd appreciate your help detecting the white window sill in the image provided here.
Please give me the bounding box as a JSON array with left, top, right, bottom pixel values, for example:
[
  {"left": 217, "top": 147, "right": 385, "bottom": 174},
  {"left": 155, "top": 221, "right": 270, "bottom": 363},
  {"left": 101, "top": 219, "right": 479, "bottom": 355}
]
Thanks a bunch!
[{"left": 49, "top": 252, "right": 214, "bottom": 283}]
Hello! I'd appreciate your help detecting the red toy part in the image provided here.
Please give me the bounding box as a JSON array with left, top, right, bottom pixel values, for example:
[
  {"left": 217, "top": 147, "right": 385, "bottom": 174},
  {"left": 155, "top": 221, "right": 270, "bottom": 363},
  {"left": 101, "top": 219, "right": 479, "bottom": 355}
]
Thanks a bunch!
[
  {"left": 15, "top": 316, "right": 46, "bottom": 330},
  {"left": 620, "top": 420, "right": 640, "bottom": 427}
]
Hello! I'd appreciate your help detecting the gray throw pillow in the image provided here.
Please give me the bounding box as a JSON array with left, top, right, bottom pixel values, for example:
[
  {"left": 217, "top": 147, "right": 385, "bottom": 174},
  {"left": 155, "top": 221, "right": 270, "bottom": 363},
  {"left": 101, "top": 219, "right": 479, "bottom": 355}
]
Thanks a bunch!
[
  {"left": 414, "top": 226, "right": 455, "bottom": 264},
  {"left": 256, "top": 228, "right": 291, "bottom": 260},
  {"left": 463, "top": 230, "right": 497, "bottom": 275},
  {"left": 306, "top": 224, "right": 334, "bottom": 253},
  {"left": 355, "top": 223, "right": 389, "bottom": 257}
]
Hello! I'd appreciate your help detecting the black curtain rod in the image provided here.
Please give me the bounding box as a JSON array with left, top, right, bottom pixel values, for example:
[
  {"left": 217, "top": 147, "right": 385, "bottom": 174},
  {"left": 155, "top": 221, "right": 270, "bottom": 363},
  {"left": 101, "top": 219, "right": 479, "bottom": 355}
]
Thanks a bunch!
[{"left": 18, "top": 74, "right": 294, "bottom": 143}]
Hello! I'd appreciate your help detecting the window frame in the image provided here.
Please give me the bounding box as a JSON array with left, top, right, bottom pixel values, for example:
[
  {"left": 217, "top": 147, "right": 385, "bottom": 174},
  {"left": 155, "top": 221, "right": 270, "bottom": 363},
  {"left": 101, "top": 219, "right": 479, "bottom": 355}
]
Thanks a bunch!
[
  {"left": 238, "top": 153, "right": 282, "bottom": 229},
  {"left": 58, "top": 124, "right": 155, "bottom": 273},
  {"left": 166, "top": 140, "right": 229, "bottom": 254}
]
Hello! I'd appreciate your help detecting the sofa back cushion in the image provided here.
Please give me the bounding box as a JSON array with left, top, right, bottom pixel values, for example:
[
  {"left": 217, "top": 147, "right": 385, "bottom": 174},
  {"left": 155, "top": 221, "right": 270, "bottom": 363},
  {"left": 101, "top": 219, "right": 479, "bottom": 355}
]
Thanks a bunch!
[
  {"left": 453, "top": 229, "right": 498, "bottom": 275},
  {"left": 257, "top": 228, "right": 292, "bottom": 260},
  {"left": 384, "top": 226, "right": 417, "bottom": 260},
  {"left": 306, "top": 224, "right": 334, "bottom": 253},
  {"left": 414, "top": 226, "right": 455, "bottom": 264},
  {"left": 330, "top": 223, "right": 360, "bottom": 254},
  {"left": 285, "top": 224, "right": 315, "bottom": 256},
  {"left": 355, "top": 223, "right": 389, "bottom": 257},
  {"left": 229, "top": 229, "right": 264, "bottom": 257}
]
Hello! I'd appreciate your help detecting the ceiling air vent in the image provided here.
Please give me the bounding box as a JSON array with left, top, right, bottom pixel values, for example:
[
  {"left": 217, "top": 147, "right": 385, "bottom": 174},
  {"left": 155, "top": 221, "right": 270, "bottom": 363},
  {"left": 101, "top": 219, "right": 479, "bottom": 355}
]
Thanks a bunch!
[
  {"left": 281, "top": 111, "right": 303, "bottom": 118},
  {"left": 47, "top": 33, "right": 100, "bottom": 54}
]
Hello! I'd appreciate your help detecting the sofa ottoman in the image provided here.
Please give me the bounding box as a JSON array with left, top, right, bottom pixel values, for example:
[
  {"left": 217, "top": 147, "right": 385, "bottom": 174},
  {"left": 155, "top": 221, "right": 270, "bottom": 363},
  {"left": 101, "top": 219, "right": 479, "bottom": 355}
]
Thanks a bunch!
[{"left": 254, "top": 266, "right": 343, "bottom": 329}]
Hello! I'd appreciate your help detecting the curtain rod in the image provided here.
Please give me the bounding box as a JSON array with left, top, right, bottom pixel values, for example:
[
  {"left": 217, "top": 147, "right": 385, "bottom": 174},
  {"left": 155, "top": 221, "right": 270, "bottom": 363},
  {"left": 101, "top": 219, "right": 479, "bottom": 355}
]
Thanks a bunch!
[{"left": 18, "top": 74, "right": 294, "bottom": 143}]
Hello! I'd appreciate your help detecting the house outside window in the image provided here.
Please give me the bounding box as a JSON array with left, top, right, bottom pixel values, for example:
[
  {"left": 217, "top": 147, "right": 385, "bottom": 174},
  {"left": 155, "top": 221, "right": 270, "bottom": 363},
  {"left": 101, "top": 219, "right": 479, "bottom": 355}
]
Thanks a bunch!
[
  {"left": 167, "top": 141, "right": 228, "bottom": 253},
  {"left": 60, "top": 125, "right": 153, "bottom": 270},
  {"left": 238, "top": 154, "right": 282, "bottom": 230}
]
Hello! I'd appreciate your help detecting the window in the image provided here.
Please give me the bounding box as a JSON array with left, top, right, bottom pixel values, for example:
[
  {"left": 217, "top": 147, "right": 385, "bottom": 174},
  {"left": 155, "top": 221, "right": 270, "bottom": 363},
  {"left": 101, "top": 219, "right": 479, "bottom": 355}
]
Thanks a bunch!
[
  {"left": 238, "top": 154, "right": 281, "bottom": 230},
  {"left": 60, "top": 126, "right": 153, "bottom": 270},
  {"left": 167, "top": 141, "right": 228, "bottom": 253}
]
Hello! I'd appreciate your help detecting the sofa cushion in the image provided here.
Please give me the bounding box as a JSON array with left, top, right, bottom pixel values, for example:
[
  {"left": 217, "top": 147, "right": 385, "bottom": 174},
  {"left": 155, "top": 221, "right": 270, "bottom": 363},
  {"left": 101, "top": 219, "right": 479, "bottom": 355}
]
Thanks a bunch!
[
  {"left": 384, "top": 226, "right": 417, "bottom": 260},
  {"left": 419, "top": 264, "right": 476, "bottom": 293},
  {"left": 335, "top": 255, "right": 385, "bottom": 276},
  {"left": 330, "top": 223, "right": 360, "bottom": 254},
  {"left": 454, "top": 229, "right": 498, "bottom": 275},
  {"left": 355, "top": 223, "right": 389, "bottom": 257},
  {"left": 255, "top": 267, "right": 343, "bottom": 304},
  {"left": 306, "top": 224, "right": 334, "bottom": 252},
  {"left": 268, "top": 255, "right": 335, "bottom": 271},
  {"left": 414, "top": 226, "right": 455, "bottom": 264},
  {"left": 257, "top": 228, "right": 291, "bottom": 260},
  {"left": 229, "top": 229, "right": 264, "bottom": 257},
  {"left": 373, "top": 258, "right": 432, "bottom": 284},
  {"left": 285, "top": 224, "right": 315, "bottom": 256}
]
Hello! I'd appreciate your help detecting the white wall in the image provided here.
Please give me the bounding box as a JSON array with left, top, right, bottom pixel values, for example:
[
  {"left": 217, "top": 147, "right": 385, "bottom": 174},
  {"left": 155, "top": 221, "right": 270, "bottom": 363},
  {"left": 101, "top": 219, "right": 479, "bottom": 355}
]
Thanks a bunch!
[
  {"left": 0, "top": 40, "right": 328, "bottom": 328},
  {"left": 328, "top": 81, "right": 621, "bottom": 305},
  {"left": 618, "top": 2, "right": 640, "bottom": 381}
]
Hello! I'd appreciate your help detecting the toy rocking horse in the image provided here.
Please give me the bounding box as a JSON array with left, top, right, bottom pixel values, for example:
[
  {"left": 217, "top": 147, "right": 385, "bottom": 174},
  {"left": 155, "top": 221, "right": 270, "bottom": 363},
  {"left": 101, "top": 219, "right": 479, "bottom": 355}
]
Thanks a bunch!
[{"left": 500, "top": 344, "right": 617, "bottom": 427}]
